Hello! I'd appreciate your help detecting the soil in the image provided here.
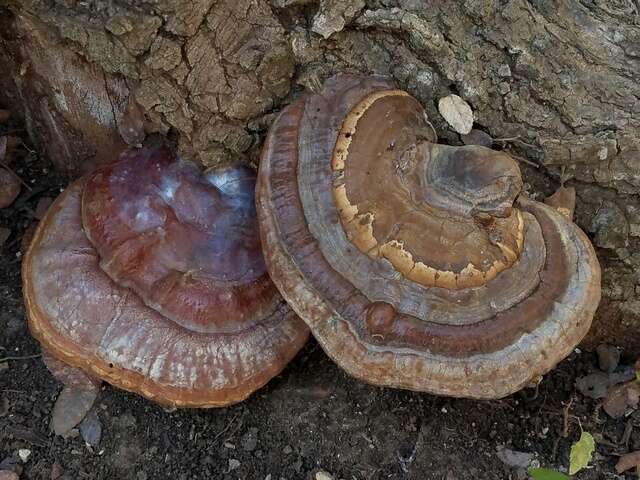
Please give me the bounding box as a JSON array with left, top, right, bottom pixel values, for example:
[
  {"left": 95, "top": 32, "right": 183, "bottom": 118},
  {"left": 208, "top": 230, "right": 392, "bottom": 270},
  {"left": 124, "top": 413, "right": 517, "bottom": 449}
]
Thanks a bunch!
[{"left": 2, "top": 123, "right": 640, "bottom": 480}]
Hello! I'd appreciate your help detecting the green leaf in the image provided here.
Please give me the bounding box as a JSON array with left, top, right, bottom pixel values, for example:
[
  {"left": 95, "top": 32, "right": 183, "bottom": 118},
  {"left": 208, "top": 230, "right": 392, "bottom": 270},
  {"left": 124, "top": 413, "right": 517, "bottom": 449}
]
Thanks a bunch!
[
  {"left": 527, "top": 467, "right": 570, "bottom": 480},
  {"left": 569, "top": 431, "right": 595, "bottom": 475}
]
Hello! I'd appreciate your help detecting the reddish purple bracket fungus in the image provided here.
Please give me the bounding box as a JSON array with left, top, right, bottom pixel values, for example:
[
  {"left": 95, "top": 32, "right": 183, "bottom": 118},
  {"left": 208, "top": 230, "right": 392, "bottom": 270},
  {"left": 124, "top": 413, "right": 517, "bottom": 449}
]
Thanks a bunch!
[
  {"left": 256, "top": 75, "right": 601, "bottom": 399},
  {"left": 23, "top": 147, "right": 308, "bottom": 407}
]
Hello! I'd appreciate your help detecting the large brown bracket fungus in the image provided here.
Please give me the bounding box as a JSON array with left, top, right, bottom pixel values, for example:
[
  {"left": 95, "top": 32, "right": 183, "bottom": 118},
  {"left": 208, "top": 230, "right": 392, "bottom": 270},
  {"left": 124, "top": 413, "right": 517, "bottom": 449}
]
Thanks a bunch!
[
  {"left": 257, "top": 75, "right": 601, "bottom": 399},
  {"left": 23, "top": 147, "right": 308, "bottom": 408}
]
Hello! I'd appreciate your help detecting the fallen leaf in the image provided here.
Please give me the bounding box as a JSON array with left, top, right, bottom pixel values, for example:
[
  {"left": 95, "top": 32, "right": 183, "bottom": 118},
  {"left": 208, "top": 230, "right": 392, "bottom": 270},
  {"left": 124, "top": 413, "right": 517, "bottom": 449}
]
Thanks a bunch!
[
  {"left": 575, "top": 368, "right": 635, "bottom": 399},
  {"left": 569, "top": 431, "right": 595, "bottom": 475},
  {"left": 615, "top": 450, "right": 640, "bottom": 473},
  {"left": 438, "top": 94, "right": 474, "bottom": 134},
  {"left": 461, "top": 129, "right": 493, "bottom": 147},
  {"left": 51, "top": 385, "right": 99, "bottom": 436},
  {"left": 79, "top": 410, "right": 102, "bottom": 447},
  {"left": 42, "top": 351, "right": 101, "bottom": 390},
  {"left": 603, "top": 381, "right": 640, "bottom": 418},
  {"left": 527, "top": 467, "right": 569, "bottom": 480},
  {"left": 496, "top": 446, "right": 534, "bottom": 468}
]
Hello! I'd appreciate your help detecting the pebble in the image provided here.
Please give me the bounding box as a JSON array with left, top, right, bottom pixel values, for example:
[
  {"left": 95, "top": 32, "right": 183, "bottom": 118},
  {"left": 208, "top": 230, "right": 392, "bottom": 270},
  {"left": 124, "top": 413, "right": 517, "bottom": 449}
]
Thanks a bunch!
[
  {"left": 498, "top": 64, "right": 512, "bottom": 77},
  {"left": 283, "top": 445, "right": 293, "bottom": 455},
  {"left": 241, "top": 428, "right": 258, "bottom": 452},
  {"left": 228, "top": 459, "right": 241, "bottom": 471},
  {"left": 316, "top": 471, "right": 334, "bottom": 480},
  {"left": 596, "top": 344, "right": 620, "bottom": 373},
  {"left": 18, "top": 449, "right": 30, "bottom": 463}
]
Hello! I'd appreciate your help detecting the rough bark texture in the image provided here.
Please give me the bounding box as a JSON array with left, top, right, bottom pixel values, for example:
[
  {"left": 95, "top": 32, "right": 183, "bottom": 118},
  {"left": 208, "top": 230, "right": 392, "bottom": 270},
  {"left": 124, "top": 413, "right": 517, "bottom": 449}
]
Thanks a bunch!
[{"left": 1, "top": 0, "right": 639, "bottom": 354}]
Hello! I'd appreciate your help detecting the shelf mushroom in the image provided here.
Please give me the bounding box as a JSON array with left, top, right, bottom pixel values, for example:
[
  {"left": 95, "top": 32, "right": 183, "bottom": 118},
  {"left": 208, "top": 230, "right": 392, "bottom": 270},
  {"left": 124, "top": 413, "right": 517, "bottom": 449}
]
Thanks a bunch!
[
  {"left": 256, "top": 75, "right": 601, "bottom": 399},
  {"left": 22, "top": 146, "right": 308, "bottom": 408}
]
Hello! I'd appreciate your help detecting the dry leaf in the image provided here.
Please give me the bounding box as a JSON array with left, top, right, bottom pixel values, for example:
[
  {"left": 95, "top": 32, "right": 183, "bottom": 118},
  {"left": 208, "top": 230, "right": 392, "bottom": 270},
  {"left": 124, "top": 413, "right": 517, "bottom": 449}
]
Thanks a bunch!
[
  {"left": 616, "top": 450, "right": 640, "bottom": 473},
  {"left": 438, "top": 94, "right": 474, "bottom": 134},
  {"left": 51, "top": 385, "right": 99, "bottom": 436}
]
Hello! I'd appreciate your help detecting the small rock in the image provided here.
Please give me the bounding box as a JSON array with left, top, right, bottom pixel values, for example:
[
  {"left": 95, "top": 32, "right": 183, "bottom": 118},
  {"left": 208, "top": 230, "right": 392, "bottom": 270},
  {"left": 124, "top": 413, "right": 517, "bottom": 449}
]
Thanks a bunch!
[
  {"left": 18, "top": 449, "right": 31, "bottom": 463},
  {"left": 34, "top": 197, "right": 53, "bottom": 220},
  {"left": 596, "top": 344, "right": 620, "bottom": 373},
  {"left": 496, "top": 446, "right": 534, "bottom": 468},
  {"left": 241, "top": 428, "right": 258, "bottom": 452},
  {"left": 437, "top": 94, "right": 474, "bottom": 134},
  {"left": 223, "top": 442, "right": 235, "bottom": 449},
  {"left": 79, "top": 410, "right": 102, "bottom": 447},
  {"left": 315, "top": 471, "right": 334, "bottom": 480},
  {"left": 228, "top": 459, "right": 240, "bottom": 471},
  {"left": 460, "top": 129, "right": 493, "bottom": 147},
  {"left": 497, "top": 64, "right": 512, "bottom": 77},
  {"left": 498, "top": 82, "right": 511, "bottom": 95},
  {"left": 283, "top": 445, "right": 293, "bottom": 455},
  {"left": 0, "top": 471, "right": 18, "bottom": 480},
  {"left": 311, "top": 0, "right": 365, "bottom": 39}
]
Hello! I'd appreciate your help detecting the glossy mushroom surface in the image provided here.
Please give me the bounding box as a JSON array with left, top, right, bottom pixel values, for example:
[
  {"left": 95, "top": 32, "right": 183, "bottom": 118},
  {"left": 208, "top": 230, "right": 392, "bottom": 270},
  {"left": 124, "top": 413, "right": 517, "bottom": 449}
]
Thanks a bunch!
[
  {"left": 257, "top": 75, "right": 601, "bottom": 399},
  {"left": 23, "top": 147, "right": 308, "bottom": 407}
]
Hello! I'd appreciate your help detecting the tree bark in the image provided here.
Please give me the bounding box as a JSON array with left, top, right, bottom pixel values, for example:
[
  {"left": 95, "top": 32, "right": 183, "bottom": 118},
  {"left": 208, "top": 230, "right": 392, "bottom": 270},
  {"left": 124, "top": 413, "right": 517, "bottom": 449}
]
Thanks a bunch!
[{"left": 2, "top": 0, "right": 639, "bottom": 354}]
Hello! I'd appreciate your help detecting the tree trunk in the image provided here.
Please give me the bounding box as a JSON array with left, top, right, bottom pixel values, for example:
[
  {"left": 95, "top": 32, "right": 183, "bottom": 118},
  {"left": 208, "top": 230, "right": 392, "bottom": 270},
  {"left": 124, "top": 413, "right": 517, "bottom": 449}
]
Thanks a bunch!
[{"left": 2, "top": 0, "right": 639, "bottom": 354}]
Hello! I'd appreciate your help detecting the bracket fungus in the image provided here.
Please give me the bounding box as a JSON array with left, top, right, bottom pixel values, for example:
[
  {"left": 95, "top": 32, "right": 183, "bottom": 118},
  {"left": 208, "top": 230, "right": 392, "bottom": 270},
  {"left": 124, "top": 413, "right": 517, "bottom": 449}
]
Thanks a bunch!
[
  {"left": 256, "top": 75, "right": 601, "bottom": 399},
  {"left": 23, "top": 147, "right": 308, "bottom": 407}
]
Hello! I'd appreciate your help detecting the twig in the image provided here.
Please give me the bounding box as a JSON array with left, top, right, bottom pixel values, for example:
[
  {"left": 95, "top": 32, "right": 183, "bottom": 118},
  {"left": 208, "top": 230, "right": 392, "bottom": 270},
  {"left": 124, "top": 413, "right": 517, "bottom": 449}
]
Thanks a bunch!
[
  {"left": 562, "top": 397, "right": 574, "bottom": 438},
  {"left": 0, "top": 353, "right": 41, "bottom": 362},
  {"left": 510, "top": 153, "right": 540, "bottom": 169},
  {"left": 0, "top": 160, "right": 32, "bottom": 191},
  {"left": 494, "top": 136, "right": 538, "bottom": 149},
  {"left": 212, "top": 413, "right": 240, "bottom": 443}
]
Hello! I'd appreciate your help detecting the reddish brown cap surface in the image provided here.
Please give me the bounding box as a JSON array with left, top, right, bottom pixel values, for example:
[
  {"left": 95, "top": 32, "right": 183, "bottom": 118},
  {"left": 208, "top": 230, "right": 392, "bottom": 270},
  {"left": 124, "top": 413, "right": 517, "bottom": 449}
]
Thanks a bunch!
[
  {"left": 257, "top": 75, "right": 601, "bottom": 399},
  {"left": 23, "top": 147, "right": 308, "bottom": 407}
]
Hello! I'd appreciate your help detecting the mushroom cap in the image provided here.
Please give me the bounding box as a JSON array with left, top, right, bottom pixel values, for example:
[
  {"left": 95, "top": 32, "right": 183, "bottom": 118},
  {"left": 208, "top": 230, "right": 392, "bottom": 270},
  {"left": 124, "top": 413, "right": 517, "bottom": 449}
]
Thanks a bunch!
[
  {"left": 256, "top": 75, "right": 601, "bottom": 399},
  {"left": 23, "top": 147, "right": 308, "bottom": 407}
]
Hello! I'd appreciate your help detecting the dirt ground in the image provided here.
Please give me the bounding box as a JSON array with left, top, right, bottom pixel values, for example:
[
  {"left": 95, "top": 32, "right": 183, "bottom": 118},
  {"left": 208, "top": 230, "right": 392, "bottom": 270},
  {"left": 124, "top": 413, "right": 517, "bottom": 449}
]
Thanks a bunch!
[{"left": 1, "top": 122, "right": 640, "bottom": 480}]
